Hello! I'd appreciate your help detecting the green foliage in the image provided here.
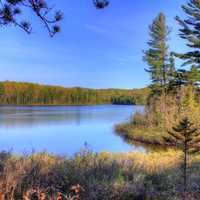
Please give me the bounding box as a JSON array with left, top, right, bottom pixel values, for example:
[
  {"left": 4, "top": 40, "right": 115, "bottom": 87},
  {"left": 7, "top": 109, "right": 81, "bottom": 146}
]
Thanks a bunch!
[
  {"left": 144, "top": 13, "right": 171, "bottom": 92},
  {"left": 0, "top": 83, "right": 4, "bottom": 98},
  {"left": 0, "top": 81, "right": 149, "bottom": 105},
  {"left": 163, "top": 118, "right": 200, "bottom": 199},
  {"left": 173, "top": 0, "right": 200, "bottom": 86},
  {"left": 175, "top": 0, "right": 200, "bottom": 68},
  {"left": 111, "top": 95, "right": 146, "bottom": 105},
  {"left": 111, "top": 96, "right": 135, "bottom": 105},
  {"left": 164, "top": 118, "right": 200, "bottom": 155}
]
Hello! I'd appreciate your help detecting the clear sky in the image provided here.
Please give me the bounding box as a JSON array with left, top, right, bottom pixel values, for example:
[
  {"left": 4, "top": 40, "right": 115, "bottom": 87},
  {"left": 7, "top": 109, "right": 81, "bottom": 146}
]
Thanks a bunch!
[{"left": 0, "top": 0, "right": 189, "bottom": 89}]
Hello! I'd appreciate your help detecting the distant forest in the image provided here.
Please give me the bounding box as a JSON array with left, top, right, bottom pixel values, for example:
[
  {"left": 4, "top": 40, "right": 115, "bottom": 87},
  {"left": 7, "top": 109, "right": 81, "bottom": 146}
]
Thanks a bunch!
[{"left": 0, "top": 81, "right": 149, "bottom": 105}]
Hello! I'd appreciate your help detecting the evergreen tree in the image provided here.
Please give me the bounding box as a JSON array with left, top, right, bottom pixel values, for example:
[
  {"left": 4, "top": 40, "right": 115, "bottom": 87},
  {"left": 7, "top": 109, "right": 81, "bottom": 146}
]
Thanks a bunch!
[
  {"left": 163, "top": 118, "right": 200, "bottom": 200},
  {"left": 175, "top": 0, "right": 200, "bottom": 85},
  {"left": 144, "top": 13, "right": 171, "bottom": 96}
]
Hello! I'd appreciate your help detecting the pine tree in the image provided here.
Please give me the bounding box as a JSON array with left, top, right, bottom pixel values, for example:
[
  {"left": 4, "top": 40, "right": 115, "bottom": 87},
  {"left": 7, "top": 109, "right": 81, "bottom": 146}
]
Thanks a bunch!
[
  {"left": 175, "top": 0, "right": 200, "bottom": 84},
  {"left": 163, "top": 118, "right": 200, "bottom": 200},
  {"left": 144, "top": 13, "right": 171, "bottom": 96},
  {"left": 0, "top": 0, "right": 63, "bottom": 36}
]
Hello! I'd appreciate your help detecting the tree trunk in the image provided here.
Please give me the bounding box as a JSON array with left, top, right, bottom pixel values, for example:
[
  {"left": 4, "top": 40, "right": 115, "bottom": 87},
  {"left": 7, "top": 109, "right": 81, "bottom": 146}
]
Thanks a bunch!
[{"left": 183, "top": 141, "right": 187, "bottom": 200}]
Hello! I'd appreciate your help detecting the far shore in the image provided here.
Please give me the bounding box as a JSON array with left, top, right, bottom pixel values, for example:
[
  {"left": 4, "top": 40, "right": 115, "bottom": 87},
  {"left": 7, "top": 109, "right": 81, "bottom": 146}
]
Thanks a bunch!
[{"left": 0, "top": 103, "right": 140, "bottom": 107}]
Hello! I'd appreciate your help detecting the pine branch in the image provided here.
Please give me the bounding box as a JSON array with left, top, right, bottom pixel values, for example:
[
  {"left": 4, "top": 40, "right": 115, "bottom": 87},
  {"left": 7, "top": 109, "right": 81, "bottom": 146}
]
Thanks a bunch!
[{"left": 0, "top": 0, "right": 63, "bottom": 36}]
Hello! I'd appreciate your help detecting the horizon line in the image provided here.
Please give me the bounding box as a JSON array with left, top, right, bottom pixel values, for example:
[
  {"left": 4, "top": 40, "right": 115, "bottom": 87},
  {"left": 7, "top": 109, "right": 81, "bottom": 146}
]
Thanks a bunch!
[{"left": 0, "top": 80, "right": 148, "bottom": 90}]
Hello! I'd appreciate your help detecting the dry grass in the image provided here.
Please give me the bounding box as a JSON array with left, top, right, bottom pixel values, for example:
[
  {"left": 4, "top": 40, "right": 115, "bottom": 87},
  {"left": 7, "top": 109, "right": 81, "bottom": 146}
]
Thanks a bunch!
[{"left": 0, "top": 150, "right": 199, "bottom": 199}]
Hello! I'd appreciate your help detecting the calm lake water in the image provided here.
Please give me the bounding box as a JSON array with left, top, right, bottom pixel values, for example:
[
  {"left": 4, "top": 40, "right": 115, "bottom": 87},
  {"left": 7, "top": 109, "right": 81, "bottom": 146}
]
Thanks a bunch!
[{"left": 0, "top": 105, "right": 144, "bottom": 155}]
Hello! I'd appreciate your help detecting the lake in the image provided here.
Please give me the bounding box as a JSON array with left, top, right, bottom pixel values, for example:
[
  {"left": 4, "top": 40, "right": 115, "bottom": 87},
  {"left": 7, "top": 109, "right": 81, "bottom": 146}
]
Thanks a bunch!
[{"left": 0, "top": 105, "right": 144, "bottom": 155}]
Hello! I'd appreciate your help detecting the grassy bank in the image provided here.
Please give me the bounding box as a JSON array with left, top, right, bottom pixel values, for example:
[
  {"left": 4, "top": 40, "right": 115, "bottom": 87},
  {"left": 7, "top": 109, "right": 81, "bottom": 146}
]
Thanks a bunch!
[
  {"left": 115, "top": 111, "right": 168, "bottom": 148},
  {"left": 0, "top": 150, "right": 199, "bottom": 199},
  {"left": 115, "top": 123, "right": 166, "bottom": 147}
]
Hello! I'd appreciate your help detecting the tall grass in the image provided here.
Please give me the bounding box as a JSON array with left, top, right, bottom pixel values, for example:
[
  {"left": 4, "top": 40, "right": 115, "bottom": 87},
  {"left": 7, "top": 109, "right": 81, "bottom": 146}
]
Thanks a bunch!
[{"left": 0, "top": 150, "right": 199, "bottom": 199}]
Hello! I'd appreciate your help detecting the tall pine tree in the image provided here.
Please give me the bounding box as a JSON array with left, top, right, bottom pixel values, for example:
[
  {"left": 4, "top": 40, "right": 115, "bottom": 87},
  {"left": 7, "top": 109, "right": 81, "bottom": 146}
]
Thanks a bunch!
[{"left": 144, "top": 13, "right": 171, "bottom": 96}]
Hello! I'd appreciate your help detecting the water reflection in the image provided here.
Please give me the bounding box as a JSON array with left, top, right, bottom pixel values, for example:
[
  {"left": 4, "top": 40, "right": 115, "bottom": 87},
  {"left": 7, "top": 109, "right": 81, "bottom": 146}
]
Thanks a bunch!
[{"left": 0, "top": 105, "right": 144, "bottom": 155}]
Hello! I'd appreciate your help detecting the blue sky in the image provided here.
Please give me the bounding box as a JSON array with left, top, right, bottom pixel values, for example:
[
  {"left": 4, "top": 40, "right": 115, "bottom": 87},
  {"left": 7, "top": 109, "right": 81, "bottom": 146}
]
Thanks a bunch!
[{"left": 0, "top": 0, "right": 189, "bottom": 89}]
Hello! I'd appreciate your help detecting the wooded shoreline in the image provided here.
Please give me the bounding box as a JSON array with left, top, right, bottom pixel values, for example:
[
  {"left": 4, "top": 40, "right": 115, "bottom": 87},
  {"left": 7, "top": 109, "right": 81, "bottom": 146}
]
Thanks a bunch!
[{"left": 0, "top": 81, "right": 149, "bottom": 106}]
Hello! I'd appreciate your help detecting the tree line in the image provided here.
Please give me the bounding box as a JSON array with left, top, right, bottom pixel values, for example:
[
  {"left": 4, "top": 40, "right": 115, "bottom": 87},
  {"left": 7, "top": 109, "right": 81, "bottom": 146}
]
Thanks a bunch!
[{"left": 0, "top": 81, "right": 149, "bottom": 105}]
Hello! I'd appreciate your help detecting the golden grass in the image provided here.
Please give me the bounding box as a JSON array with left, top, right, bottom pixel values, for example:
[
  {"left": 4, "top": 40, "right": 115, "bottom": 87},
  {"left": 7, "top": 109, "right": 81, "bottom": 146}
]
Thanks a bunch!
[
  {"left": 0, "top": 151, "right": 199, "bottom": 199},
  {"left": 99, "top": 150, "right": 182, "bottom": 173}
]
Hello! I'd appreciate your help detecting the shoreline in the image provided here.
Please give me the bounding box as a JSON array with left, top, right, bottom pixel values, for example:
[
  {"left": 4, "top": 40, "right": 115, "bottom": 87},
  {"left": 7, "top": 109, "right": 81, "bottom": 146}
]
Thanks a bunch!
[{"left": 0, "top": 103, "right": 141, "bottom": 107}]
